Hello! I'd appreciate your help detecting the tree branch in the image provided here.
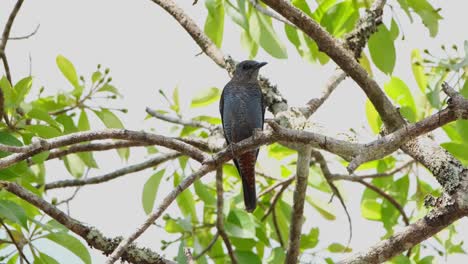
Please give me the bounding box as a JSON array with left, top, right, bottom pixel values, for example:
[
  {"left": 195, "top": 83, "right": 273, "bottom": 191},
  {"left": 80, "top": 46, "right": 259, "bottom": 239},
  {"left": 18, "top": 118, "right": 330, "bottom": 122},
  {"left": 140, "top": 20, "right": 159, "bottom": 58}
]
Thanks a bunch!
[
  {"left": 247, "top": 0, "right": 294, "bottom": 26},
  {"left": 0, "top": 0, "right": 25, "bottom": 83},
  {"left": 0, "top": 181, "right": 175, "bottom": 264},
  {"left": 146, "top": 107, "right": 218, "bottom": 131},
  {"left": 285, "top": 146, "right": 312, "bottom": 263},
  {"left": 44, "top": 140, "right": 150, "bottom": 162},
  {"left": 1, "top": 220, "right": 31, "bottom": 264},
  {"left": 0, "top": 129, "right": 208, "bottom": 169},
  {"left": 339, "top": 196, "right": 468, "bottom": 264},
  {"left": 44, "top": 151, "right": 180, "bottom": 190},
  {"left": 148, "top": 0, "right": 289, "bottom": 115},
  {"left": 215, "top": 167, "right": 237, "bottom": 264},
  {"left": 0, "top": 24, "right": 40, "bottom": 41}
]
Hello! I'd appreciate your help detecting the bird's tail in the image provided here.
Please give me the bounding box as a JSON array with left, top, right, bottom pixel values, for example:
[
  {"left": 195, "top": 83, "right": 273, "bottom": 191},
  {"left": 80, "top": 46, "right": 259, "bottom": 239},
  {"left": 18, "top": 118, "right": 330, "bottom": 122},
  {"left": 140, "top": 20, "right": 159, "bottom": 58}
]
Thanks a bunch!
[{"left": 234, "top": 150, "right": 258, "bottom": 213}]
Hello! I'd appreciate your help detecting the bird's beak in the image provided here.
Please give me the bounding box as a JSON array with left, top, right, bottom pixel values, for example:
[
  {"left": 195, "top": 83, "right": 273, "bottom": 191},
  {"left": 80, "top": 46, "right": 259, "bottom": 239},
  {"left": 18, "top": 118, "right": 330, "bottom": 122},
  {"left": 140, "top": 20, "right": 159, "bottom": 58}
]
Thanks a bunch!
[{"left": 256, "top": 62, "right": 268, "bottom": 69}]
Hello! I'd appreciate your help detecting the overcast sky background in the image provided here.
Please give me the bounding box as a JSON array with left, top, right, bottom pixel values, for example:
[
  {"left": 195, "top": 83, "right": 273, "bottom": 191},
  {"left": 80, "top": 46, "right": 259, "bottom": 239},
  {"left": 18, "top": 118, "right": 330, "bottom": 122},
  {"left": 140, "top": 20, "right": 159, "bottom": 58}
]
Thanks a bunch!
[{"left": 1, "top": 0, "right": 467, "bottom": 263}]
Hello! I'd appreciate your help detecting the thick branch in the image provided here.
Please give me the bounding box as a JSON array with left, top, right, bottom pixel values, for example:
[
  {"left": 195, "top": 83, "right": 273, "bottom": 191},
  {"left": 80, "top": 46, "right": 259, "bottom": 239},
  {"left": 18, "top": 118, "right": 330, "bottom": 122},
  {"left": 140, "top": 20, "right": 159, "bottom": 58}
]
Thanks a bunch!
[
  {"left": 44, "top": 140, "right": 149, "bottom": 161},
  {"left": 285, "top": 147, "right": 312, "bottom": 263},
  {"left": 215, "top": 167, "right": 237, "bottom": 264},
  {"left": 0, "top": 129, "right": 208, "bottom": 169},
  {"left": 339, "top": 201, "right": 468, "bottom": 264},
  {"left": 0, "top": 181, "right": 175, "bottom": 264}
]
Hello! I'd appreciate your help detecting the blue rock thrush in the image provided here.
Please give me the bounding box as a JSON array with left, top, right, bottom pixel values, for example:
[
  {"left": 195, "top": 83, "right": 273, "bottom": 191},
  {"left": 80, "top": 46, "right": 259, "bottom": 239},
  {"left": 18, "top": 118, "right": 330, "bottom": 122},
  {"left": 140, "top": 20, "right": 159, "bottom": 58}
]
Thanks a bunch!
[{"left": 219, "top": 60, "right": 267, "bottom": 212}]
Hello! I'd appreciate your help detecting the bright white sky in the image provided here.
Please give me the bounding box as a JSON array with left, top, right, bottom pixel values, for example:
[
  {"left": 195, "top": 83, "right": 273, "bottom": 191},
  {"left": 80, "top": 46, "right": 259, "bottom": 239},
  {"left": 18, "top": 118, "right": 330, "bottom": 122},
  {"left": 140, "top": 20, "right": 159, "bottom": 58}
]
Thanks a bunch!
[{"left": 1, "top": 0, "right": 467, "bottom": 263}]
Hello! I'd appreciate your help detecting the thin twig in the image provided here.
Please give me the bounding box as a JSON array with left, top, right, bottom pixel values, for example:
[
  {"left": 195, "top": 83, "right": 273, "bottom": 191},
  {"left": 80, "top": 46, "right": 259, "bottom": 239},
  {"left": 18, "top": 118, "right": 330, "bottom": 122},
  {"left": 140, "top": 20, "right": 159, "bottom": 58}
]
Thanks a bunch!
[
  {"left": 272, "top": 207, "right": 284, "bottom": 248},
  {"left": 44, "top": 152, "right": 180, "bottom": 190},
  {"left": 1, "top": 220, "right": 30, "bottom": 264},
  {"left": 1, "top": 0, "right": 25, "bottom": 79},
  {"left": 248, "top": 0, "right": 294, "bottom": 26},
  {"left": 311, "top": 150, "right": 353, "bottom": 248},
  {"left": 258, "top": 174, "right": 294, "bottom": 197},
  {"left": 355, "top": 179, "right": 410, "bottom": 225},
  {"left": 146, "top": 107, "right": 217, "bottom": 131},
  {"left": 1, "top": 24, "right": 40, "bottom": 41},
  {"left": 261, "top": 179, "right": 291, "bottom": 221},
  {"left": 193, "top": 232, "right": 219, "bottom": 260}
]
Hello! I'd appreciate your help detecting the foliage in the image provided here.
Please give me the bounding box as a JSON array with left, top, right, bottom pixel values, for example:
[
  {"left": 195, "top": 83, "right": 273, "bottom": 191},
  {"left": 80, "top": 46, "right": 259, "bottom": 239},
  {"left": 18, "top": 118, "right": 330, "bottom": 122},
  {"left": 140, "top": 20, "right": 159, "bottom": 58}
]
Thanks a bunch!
[{"left": 0, "top": 0, "right": 466, "bottom": 263}]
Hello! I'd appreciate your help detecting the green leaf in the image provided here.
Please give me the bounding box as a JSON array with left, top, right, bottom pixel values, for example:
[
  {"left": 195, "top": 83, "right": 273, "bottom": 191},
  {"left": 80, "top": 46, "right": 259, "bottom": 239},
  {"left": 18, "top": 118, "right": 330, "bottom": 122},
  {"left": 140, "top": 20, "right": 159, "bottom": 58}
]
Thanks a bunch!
[
  {"left": 164, "top": 217, "right": 184, "bottom": 233},
  {"left": 45, "top": 232, "right": 91, "bottom": 264},
  {"left": 328, "top": 242, "right": 352, "bottom": 253},
  {"left": 300, "top": 227, "right": 319, "bottom": 249},
  {"left": 99, "top": 84, "right": 120, "bottom": 96},
  {"left": 0, "top": 132, "right": 23, "bottom": 157},
  {"left": 461, "top": 80, "right": 468, "bottom": 99},
  {"left": 31, "top": 151, "right": 50, "bottom": 164},
  {"left": 171, "top": 86, "right": 180, "bottom": 114},
  {"left": 368, "top": 24, "right": 396, "bottom": 75},
  {"left": 194, "top": 180, "right": 216, "bottom": 207},
  {"left": 34, "top": 253, "right": 61, "bottom": 264},
  {"left": 456, "top": 120, "right": 468, "bottom": 143},
  {"left": 389, "top": 19, "right": 400, "bottom": 40},
  {"left": 225, "top": 209, "right": 256, "bottom": 238},
  {"left": 0, "top": 200, "right": 28, "bottom": 228},
  {"left": 94, "top": 109, "right": 128, "bottom": 160},
  {"left": 321, "top": 0, "right": 359, "bottom": 37},
  {"left": 56, "top": 55, "right": 80, "bottom": 89},
  {"left": 361, "top": 199, "right": 381, "bottom": 220},
  {"left": 249, "top": 11, "right": 287, "bottom": 59},
  {"left": 306, "top": 196, "right": 336, "bottom": 220},
  {"left": 174, "top": 172, "right": 197, "bottom": 220},
  {"left": 191, "top": 87, "right": 221, "bottom": 108},
  {"left": 417, "top": 256, "right": 434, "bottom": 264},
  {"left": 77, "top": 152, "right": 98, "bottom": 168},
  {"left": 268, "top": 143, "right": 295, "bottom": 159},
  {"left": 0, "top": 76, "right": 15, "bottom": 110},
  {"left": 241, "top": 31, "right": 259, "bottom": 59},
  {"left": 359, "top": 53, "right": 373, "bottom": 77},
  {"left": 14, "top": 77, "right": 33, "bottom": 106},
  {"left": 94, "top": 109, "right": 124, "bottom": 129},
  {"left": 391, "top": 255, "right": 411, "bottom": 264},
  {"left": 411, "top": 49, "right": 428, "bottom": 93},
  {"left": 78, "top": 110, "right": 90, "bottom": 131},
  {"left": 442, "top": 123, "right": 463, "bottom": 142},
  {"left": 365, "top": 100, "right": 382, "bottom": 134},
  {"left": 55, "top": 114, "right": 77, "bottom": 134},
  {"left": 142, "top": 170, "right": 165, "bottom": 214},
  {"left": 204, "top": 0, "right": 225, "bottom": 47},
  {"left": 63, "top": 154, "right": 85, "bottom": 178},
  {"left": 26, "top": 125, "right": 61, "bottom": 138},
  {"left": 441, "top": 142, "right": 468, "bottom": 162},
  {"left": 384, "top": 77, "right": 417, "bottom": 122},
  {"left": 91, "top": 71, "right": 102, "bottom": 83},
  {"left": 27, "top": 108, "right": 63, "bottom": 131},
  {"left": 407, "top": 0, "right": 442, "bottom": 37},
  {"left": 235, "top": 251, "right": 262, "bottom": 264},
  {"left": 267, "top": 247, "right": 286, "bottom": 264}
]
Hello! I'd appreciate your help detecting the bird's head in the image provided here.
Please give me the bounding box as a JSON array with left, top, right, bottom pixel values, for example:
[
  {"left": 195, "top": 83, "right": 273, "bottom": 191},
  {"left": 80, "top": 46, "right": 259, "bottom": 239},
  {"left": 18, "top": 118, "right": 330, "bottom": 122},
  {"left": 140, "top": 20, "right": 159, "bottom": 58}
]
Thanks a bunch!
[{"left": 232, "top": 60, "right": 267, "bottom": 82}]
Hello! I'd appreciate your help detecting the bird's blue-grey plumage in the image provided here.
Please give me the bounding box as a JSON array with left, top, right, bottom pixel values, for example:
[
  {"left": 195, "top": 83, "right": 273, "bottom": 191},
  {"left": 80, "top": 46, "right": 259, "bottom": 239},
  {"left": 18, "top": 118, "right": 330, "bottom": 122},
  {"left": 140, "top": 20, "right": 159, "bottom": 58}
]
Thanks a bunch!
[{"left": 220, "top": 60, "right": 266, "bottom": 212}]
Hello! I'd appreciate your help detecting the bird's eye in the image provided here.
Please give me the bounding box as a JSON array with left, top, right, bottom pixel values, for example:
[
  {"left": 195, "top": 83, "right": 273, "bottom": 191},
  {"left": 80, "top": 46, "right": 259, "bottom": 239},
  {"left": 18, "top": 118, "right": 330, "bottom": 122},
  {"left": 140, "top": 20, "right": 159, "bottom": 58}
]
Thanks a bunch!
[{"left": 242, "top": 64, "right": 248, "bottom": 70}]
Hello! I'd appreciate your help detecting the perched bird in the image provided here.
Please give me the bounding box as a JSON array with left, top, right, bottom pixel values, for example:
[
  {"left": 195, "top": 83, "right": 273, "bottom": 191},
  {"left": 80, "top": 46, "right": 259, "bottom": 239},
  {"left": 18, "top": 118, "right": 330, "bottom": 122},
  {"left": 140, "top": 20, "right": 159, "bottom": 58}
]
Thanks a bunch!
[{"left": 219, "top": 60, "right": 267, "bottom": 212}]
